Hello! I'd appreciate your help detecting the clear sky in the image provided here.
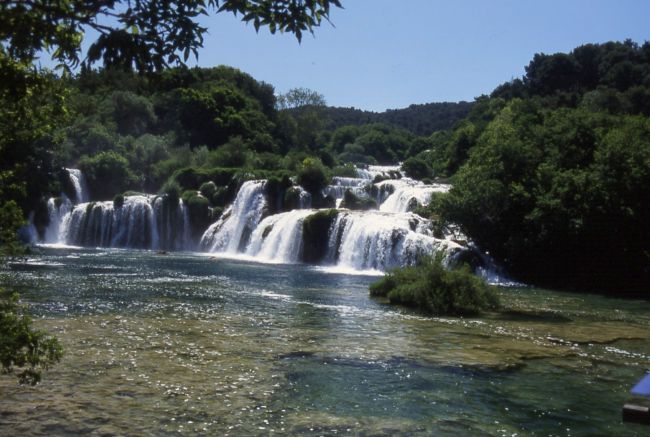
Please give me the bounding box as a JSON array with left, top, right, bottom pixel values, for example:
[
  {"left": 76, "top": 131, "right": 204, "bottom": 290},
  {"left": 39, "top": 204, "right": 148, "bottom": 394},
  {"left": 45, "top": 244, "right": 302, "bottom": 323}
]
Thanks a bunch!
[{"left": 182, "top": 0, "right": 650, "bottom": 112}]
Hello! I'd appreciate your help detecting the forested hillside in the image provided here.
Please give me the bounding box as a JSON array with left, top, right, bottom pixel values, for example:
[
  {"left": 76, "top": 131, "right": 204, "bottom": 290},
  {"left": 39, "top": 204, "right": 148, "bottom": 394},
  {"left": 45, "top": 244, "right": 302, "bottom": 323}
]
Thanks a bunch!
[
  {"left": 320, "top": 101, "right": 473, "bottom": 136},
  {"left": 418, "top": 40, "right": 650, "bottom": 293}
]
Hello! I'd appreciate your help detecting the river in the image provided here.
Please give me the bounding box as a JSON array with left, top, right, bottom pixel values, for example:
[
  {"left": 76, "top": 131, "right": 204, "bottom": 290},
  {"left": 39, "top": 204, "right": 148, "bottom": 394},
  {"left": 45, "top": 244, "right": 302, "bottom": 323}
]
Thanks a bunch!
[{"left": 1, "top": 246, "right": 649, "bottom": 435}]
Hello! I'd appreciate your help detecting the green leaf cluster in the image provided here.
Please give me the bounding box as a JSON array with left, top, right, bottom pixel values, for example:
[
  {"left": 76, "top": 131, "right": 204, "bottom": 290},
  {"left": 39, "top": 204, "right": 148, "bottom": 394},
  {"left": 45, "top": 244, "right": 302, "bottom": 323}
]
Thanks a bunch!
[
  {"left": 369, "top": 256, "right": 499, "bottom": 317},
  {"left": 0, "top": 291, "right": 63, "bottom": 385}
]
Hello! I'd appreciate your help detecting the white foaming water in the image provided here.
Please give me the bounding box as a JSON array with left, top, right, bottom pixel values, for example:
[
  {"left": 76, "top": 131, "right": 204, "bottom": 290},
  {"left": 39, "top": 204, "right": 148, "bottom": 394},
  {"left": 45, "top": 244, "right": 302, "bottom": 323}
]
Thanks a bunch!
[
  {"left": 65, "top": 168, "right": 89, "bottom": 204},
  {"left": 151, "top": 196, "right": 192, "bottom": 251},
  {"left": 246, "top": 209, "right": 313, "bottom": 263},
  {"left": 296, "top": 186, "right": 312, "bottom": 209},
  {"left": 326, "top": 210, "right": 462, "bottom": 271},
  {"left": 322, "top": 177, "right": 369, "bottom": 204},
  {"left": 379, "top": 179, "right": 450, "bottom": 213},
  {"left": 43, "top": 168, "right": 88, "bottom": 242},
  {"left": 55, "top": 195, "right": 191, "bottom": 250},
  {"left": 355, "top": 165, "right": 402, "bottom": 180},
  {"left": 200, "top": 180, "right": 267, "bottom": 253},
  {"left": 44, "top": 196, "right": 73, "bottom": 243}
]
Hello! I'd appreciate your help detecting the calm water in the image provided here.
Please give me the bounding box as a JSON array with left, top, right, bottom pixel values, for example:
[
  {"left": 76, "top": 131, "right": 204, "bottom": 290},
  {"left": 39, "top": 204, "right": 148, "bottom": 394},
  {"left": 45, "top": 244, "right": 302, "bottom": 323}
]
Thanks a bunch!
[{"left": 1, "top": 247, "right": 649, "bottom": 436}]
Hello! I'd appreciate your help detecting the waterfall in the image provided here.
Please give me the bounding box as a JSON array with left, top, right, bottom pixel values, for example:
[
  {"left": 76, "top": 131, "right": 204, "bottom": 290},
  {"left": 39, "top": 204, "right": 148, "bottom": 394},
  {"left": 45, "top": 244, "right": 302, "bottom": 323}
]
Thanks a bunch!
[
  {"left": 200, "top": 180, "right": 267, "bottom": 253},
  {"left": 325, "top": 210, "right": 461, "bottom": 271},
  {"left": 356, "top": 165, "right": 402, "bottom": 180},
  {"left": 322, "top": 177, "right": 369, "bottom": 207},
  {"left": 43, "top": 168, "right": 89, "bottom": 243},
  {"left": 296, "top": 186, "right": 312, "bottom": 209},
  {"left": 52, "top": 195, "right": 191, "bottom": 250},
  {"left": 246, "top": 209, "right": 313, "bottom": 263},
  {"left": 65, "top": 168, "right": 89, "bottom": 204},
  {"left": 44, "top": 196, "right": 74, "bottom": 243},
  {"left": 152, "top": 196, "right": 192, "bottom": 250},
  {"left": 378, "top": 179, "right": 450, "bottom": 213},
  {"left": 36, "top": 163, "right": 490, "bottom": 276}
]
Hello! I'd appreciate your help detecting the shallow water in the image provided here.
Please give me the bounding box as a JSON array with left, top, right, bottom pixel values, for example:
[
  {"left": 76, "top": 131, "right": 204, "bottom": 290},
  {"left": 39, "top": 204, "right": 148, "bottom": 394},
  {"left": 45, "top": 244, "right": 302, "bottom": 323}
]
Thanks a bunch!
[{"left": 1, "top": 247, "right": 649, "bottom": 435}]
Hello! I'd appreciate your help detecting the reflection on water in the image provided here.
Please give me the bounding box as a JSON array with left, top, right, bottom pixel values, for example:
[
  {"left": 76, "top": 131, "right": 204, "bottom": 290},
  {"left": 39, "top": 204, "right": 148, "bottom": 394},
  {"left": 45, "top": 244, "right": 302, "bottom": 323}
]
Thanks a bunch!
[{"left": 1, "top": 247, "right": 650, "bottom": 435}]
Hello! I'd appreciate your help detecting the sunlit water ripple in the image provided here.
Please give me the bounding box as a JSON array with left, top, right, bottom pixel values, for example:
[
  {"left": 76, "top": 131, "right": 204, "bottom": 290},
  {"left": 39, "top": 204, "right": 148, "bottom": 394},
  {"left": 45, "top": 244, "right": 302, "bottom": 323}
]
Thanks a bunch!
[{"left": 1, "top": 247, "right": 649, "bottom": 435}]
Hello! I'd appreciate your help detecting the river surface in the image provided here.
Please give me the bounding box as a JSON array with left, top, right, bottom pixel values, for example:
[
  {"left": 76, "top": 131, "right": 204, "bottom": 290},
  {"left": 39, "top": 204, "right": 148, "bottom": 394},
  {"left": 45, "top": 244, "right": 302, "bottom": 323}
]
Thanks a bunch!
[{"left": 1, "top": 247, "right": 649, "bottom": 436}]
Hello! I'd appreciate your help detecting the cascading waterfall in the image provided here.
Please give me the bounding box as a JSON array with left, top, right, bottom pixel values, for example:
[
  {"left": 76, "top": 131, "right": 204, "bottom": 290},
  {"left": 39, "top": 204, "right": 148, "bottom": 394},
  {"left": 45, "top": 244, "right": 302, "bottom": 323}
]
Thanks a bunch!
[
  {"left": 325, "top": 210, "right": 461, "bottom": 271},
  {"left": 65, "top": 168, "right": 89, "bottom": 204},
  {"left": 200, "top": 180, "right": 267, "bottom": 253},
  {"left": 40, "top": 164, "right": 488, "bottom": 276},
  {"left": 44, "top": 196, "right": 74, "bottom": 243},
  {"left": 197, "top": 167, "right": 465, "bottom": 272},
  {"left": 322, "top": 177, "right": 369, "bottom": 207},
  {"left": 378, "top": 179, "right": 451, "bottom": 213},
  {"left": 151, "top": 196, "right": 192, "bottom": 251},
  {"left": 355, "top": 165, "right": 402, "bottom": 180},
  {"left": 52, "top": 195, "right": 191, "bottom": 250},
  {"left": 43, "top": 168, "right": 88, "bottom": 243},
  {"left": 245, "top": 209, "right": 314, "bottom": 263},
  {"left": 296, "top": 186, "right": 312, "bottom": 209}
]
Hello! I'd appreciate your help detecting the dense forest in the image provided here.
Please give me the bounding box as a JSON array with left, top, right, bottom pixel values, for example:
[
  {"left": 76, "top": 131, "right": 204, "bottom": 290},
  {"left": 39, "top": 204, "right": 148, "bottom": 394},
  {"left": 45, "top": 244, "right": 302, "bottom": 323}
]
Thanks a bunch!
[
  {"left": 311, "top": 101, "right": 473, "bottom": 136},
  {"left": 421, "top": 40, "right": 650, "bottom": 294},
  {"left": 1, "top": 39, "right": 649, "bottom": 295}
]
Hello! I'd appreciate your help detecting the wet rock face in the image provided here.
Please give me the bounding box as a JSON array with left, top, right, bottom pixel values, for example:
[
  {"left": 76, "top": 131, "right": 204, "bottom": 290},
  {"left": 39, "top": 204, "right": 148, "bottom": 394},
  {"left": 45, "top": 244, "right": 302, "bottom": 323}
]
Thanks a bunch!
[{"left": 301, "top": 209, "right": 339, "bottom": 263}]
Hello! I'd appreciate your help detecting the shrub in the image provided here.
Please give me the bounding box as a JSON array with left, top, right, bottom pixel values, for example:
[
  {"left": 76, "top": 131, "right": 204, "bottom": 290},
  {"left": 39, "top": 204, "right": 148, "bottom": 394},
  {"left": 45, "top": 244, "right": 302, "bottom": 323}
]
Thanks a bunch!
[
  {"left": 199, "top": 181, "right": 217, "bottom": 199},
  {"left": 340, "top": 189, "right": 377, "bottom": 211},
  {"left": 297, "top": 157, "right": 330, "bottom": 195},
  {"left": 113, "top": 194, "right": 125, "bottom": 208},
  {"left": 332, "top": 163, "right": 358, "bottom": 178},
  {"left": 0, "top": 290, "right": 63, "bottom": 384},
  {"left": 79, "top": 151, "right": 138, "bottom": 201},
  {"left": 402, "top": 157, "right": 431, "bottom": 180},
  {"left": 210, "top": 206, "right": 224, "bottom": 222},
  {"left": 181, "top": 189, "right": 198, "bottom": 203},
  {"left": 369, "top": 255, "right": 499, "bottom": 316},
  {"left": 161, "top": 180, "right": 181, "bottom": 203}
]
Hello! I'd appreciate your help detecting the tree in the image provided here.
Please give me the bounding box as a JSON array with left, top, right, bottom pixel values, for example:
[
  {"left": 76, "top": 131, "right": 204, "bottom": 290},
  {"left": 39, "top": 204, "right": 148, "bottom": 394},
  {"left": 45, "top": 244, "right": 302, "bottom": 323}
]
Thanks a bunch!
[
  {"left": 1, "top": 0, "right": 343, "bottom": 72},
  {"left": 79, "top": 151, "right": 138, "bottom": 200},
  {"left": 276, "top": 87, "right": 326, "bottom": 110},
  {"left": 277, "top": 87, "right": 328, "bottom": 149},
  {"left": 0, "top": 199, "right": 62, "bottom": 385},
  {"left": 0, "top": 290, "right": 64, "bottom": 385}
]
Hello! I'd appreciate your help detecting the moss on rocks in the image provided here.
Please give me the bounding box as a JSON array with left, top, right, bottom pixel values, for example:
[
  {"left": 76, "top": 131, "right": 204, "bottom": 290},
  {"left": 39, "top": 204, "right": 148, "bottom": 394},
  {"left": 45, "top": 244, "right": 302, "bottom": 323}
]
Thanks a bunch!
[
  {"left": 301, "top": 209, "right": 338, "bottom": 263},
  {"left": 340, "top": 189, "right": 377, "bottom": 211},
  {"left": 113, "top": 194, "right": 125, "bottom": 208}
]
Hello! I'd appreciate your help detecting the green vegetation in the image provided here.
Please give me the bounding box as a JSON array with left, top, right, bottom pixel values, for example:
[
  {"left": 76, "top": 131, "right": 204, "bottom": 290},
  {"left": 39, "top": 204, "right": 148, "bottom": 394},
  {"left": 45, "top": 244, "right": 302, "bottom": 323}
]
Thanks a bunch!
[
  {"left": 0, "top": 291, "right": 63, "bottom": 385},
  {"left": 339, "top": 190, "right": 377, "bottom": 211},
  {"left": 320, "top": 101, "right": 473, "bottom": 136},
  {"left": 79, "top": 151, "right": 138, "bottom": 201},
  {"left": 297, "top": 157, "right": 330, "bottom": 195},
  {"left": 424, "top": 40, "right": 650, "bottom": 294},
  {"left": 301, "top": 209, "right": 339, "bottom": 263},
  {"left": 113, "top": 194, "right": 125, "bottom": 209},
  {"left": 370, "top": 256, "right": 500, "bottom": 316},
  {"left": 1, "top": 1, "right": 342, "bottom": 72},
  {"left": 0, "top": 193, "right": 62, "bottom": 384}
]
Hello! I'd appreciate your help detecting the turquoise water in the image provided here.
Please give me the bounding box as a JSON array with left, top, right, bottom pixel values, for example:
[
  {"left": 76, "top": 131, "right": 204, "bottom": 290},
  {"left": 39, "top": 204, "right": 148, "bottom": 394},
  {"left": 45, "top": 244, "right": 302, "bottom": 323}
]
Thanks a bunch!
[{"left": 1, "top": 247, "right": 649, "bottom": 435}]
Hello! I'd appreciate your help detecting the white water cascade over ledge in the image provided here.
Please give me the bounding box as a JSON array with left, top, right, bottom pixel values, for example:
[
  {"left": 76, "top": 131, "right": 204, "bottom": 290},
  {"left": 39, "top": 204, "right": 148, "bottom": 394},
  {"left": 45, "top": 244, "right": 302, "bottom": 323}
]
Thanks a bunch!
[
  {"left": 42, "top": 169, "right": 192, "bottom": 251},
  {"left": 196, "top": 166, "right": 465, "bottom": 273},
  {"left": 38, "top": 165, "right": 497, "bottom": 276}
]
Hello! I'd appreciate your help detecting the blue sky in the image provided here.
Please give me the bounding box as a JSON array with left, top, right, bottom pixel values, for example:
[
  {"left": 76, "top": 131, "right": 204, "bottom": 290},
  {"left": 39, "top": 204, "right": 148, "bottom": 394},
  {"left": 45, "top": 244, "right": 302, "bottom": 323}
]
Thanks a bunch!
[{"left": 186, "top": 0, "right": 650, "bottom": 111}]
